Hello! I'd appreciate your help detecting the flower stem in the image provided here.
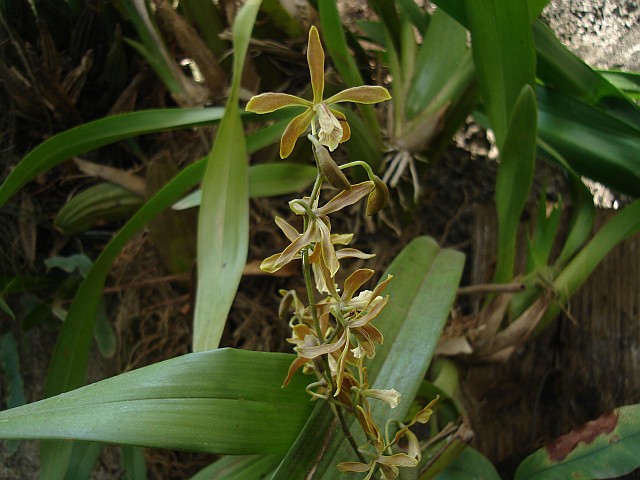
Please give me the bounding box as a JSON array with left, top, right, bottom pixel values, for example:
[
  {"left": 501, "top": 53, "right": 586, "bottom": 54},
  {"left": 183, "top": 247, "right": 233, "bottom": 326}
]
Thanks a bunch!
[{"left": 331, "top": 402, "right": 367, "bottom": 464}]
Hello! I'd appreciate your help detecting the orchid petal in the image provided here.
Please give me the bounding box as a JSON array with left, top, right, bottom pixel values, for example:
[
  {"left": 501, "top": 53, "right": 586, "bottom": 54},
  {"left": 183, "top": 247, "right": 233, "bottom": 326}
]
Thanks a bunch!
[
  {"left": 330, "top": 233, "right": 353, "bottom": 245},
  {"left": 317, "top": 181, "right": 374, "bottom": 215},
  {"left": 298, "top": 329, "right": 346, "bottom": 358},
  {"left": 337, "top": 248, "right": 375, "bottom": 260},
  {"left": 282, "top": 355, "right": 309, "bottom": 387},
  {"left": 316, "top": 218, "right": 339, "bottom": 277},
  {"left": 325, "top": 85, "right": 391, "bottom": 105},
  {"left": 376, "top": 453, "right": 418, "bottom": 468},
  {"left": 350, "top": 296, "right": 389, "bottom": 328},
  {"left": 246, "top": 92, "right": 311, "bottom": 113},
  {"left": 275, "top": 216, "right": 300, "bottom": 242},
  {"left": 260, "top": 222, "right": 315, "bottom": 272},
  {"left": 343, "top": 268, "right": 375, "bottom": 302},
  {"left": 337, "top": 462, "right": 372, "bottom": 473},
  {"left": 329, "top": 108, "right": 352, "bottom": 144},
  {"left": 307, "top": 26, "right": 324, "bottom": 104},
  {"left": 365, "top": 388, "right": 401, "bottom": 409},
  {"left": 280, "top": 108, "right": 315, "bottom": 158}
]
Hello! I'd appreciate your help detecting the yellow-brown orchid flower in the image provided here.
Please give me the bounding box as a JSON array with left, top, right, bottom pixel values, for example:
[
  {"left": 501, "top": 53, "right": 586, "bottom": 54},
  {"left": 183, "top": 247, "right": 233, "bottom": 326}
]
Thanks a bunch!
[{"left": 245, "top": 26, "right": 391, "bottom": 158}]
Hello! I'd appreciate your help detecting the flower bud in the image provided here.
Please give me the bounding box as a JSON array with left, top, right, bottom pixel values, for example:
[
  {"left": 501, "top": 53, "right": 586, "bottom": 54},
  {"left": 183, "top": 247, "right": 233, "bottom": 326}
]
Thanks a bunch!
[
  {"left": 365, "top": 175, "right": 389, "bottom": 216},
  {"left": 309, "top": 134, "right": 351, "bottom": 191}
]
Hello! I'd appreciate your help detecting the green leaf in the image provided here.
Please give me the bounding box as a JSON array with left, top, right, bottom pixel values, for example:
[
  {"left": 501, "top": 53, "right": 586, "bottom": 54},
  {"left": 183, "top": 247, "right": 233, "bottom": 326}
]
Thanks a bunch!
[
  {"left": 533, "top": 20, "right": 640, "bottom": 128},
  {"left": 271, "top": 237, "right": 465, "bottom": 479},
  {"left": 192, "top": 0, "right": 261, "bottom": 351},
  {"left": 397, "top": 0, "right": 428, "bottom": 33},
  {"left": 63, "top": 443, "right": 103, "bottom": 480},
  {"left": 515, "top": 404, "right": 640, "bottom": 480},
  {"left": 0, "top": 333, "right": 26, "bottom": 455},
  {"left": 61, "top": 182, "right": 132, "bottom": 236},
  {"left": 0, "top": 349, "right": 314, "bottom": 454},
  {"left": 94, "top": 298, "right": 116, "bottom": 359},
  {"left": 0, "top": 108, "right": 225, "bottom": 209},
  {"left": 190, "top": 454, "right": 281, "bottom": 480},
  {"left": 537, "top": 86, "right": 640, "bottom": 197},
  {"left": 121, "top": 446, "right": 147, "bottom": 480},
  {"left": 540, "top": 198, "right": 640, "bottom": 331},
  {"left": 172, "top": 163, "right": 318, "bottom": 210},
  {"left": 598, "top": 70, "right": 640, "bottom": 100},
  {"left": 433, "top": 446, "right": 501, "bottom": 480},
  {"left": 406, "top": 8, "right": 468, "bottom": 120},
  {"left": 464, "top": 0, "right": 535, "bottom": 147},
  {"left": 45, "top": 254, "right": 93, "bottom": 277},
  {"left": 493, "top": 85, "right": 537, "bottom": 283}
]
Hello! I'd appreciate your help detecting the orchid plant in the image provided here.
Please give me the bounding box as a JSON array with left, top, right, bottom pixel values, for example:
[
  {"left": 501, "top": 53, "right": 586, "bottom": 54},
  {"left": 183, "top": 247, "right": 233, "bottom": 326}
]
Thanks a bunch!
[{"left": 247, "top": 26, "right": 436, "bottom": 479}]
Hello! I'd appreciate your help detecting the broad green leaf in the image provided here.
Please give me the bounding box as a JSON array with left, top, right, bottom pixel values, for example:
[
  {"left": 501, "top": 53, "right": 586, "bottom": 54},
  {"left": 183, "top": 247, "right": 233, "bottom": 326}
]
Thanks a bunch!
[
  {"left": 406, "top": 8, "right": 468, "bottom": 120},
  {"left": 464, "top": 0, "right": 535, "bottom": 148},
  {"left": 515, "top": 404, "right": 640, "bottom": 480},
  {"left": 0, "top": 108, "right": 224, "bottom": 208},
  {"left": 494, "top": 86, "right": 537, "bottom": 283},
  {"left": 433, "top": 446, "right": 501, "bottom": 480},
  {"left": 598, "top": 70, "right": 640, "bottom": 100},
  {"left": 45, "top": 254, "right": 93, "bottom": 277},
  {"left": 192, "top": 0, "right": 261, "bottom": 351},
  {"left": 190, "top": 454, "right": 281, "bottom": 480},
  {"left": 537, "top": 86, "right": 640, "bottom": 197},
  {"left": 271, "top": 237, "right": 465, "bottom": 479},
  {"left": 397, "top": 0, "right": 428, "bottom": 33},
  {"left": 172, "top": 163, "right": 318, "bottom": 210},
  {"left": 0, "top": 349, "right": 313, "bottom": 454},
  {"left": 533, "top": 20, "right": 640, "bottom": 129}
]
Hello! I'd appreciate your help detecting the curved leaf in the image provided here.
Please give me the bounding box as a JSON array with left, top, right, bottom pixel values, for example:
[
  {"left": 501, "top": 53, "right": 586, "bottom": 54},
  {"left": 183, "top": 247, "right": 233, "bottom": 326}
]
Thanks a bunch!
[
  {"left": 0, "top": 108, "right": 225, "bottom": 208},
  {"left": 0, "top": 349, "right": 313, "bottom": 455},
  {"left": 515, "top": 404, "right": 640, "bottom": 480},
  {"left": 433, "top": 446, "right": 501, "bottom": 480}
]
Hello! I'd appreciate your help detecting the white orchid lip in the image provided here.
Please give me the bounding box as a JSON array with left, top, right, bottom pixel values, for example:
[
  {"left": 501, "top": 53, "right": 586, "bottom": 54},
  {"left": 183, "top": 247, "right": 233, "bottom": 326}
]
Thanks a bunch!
[{"left": 315, "top": 103, "right": 343, "bottom": 151}]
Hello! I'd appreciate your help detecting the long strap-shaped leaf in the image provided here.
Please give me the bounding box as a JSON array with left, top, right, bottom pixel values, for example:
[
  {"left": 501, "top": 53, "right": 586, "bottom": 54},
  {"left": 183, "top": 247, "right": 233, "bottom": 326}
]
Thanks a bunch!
[
  {"left": 0, "top": 108, "right": 224, "bottom": 208},
  {"left": 464, "top": 0, "right": 535, "bottom": 148},
  {"left": 192, "top": 0, "right": 261, "bottom": 351},
  {"left": 271, "top": 237, "right": 464, "bottom": 479},
  {"left": 0, "top": 349, "right": 314, "bottom": 454}
]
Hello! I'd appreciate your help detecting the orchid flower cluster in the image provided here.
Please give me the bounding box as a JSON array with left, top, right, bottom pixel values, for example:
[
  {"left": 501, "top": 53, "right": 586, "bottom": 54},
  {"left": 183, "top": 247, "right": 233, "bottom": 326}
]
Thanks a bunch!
[{"left": 246, "top": 27, "right": 436, "bottom": 479}]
